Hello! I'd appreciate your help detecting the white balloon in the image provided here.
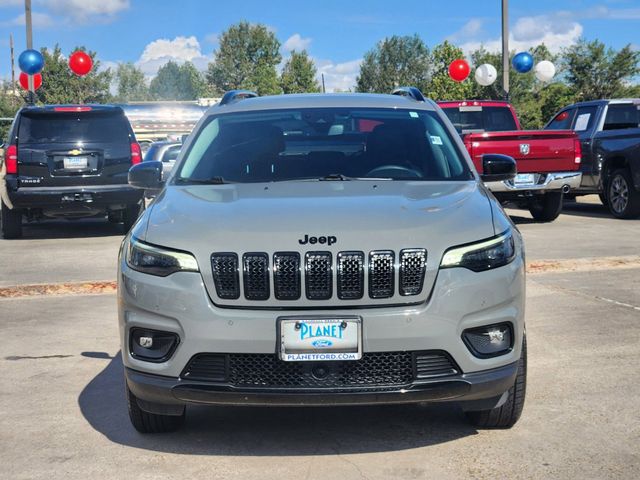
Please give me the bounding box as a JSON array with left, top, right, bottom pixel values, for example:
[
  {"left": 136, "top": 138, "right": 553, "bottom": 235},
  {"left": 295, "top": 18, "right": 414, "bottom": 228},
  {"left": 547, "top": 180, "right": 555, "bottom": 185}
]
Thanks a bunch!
[
  {"left": 535, "top": 60, "right": 556, "bottom": 82},
  {"left": 474, "top": 64, "right": 498, "bottom": 86}
]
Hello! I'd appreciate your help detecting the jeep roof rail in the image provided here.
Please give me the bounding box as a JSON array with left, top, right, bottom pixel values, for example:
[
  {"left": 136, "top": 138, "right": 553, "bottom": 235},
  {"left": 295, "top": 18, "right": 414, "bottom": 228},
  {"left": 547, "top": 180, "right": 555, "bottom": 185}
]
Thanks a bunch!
[
  {"left": 219, "top": 90, "right": 259, "bottom": 106},
  {"left": 391, "top": 87, "right": 426, "bottom": 102}
]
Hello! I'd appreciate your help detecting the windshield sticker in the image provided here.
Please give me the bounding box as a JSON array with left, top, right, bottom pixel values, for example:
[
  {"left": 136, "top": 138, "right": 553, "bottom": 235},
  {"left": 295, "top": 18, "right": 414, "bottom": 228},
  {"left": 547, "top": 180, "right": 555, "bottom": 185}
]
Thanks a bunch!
[
  {"left": 430, "top": 135, "right": 443, "bottom": 145},
  {"left": 409, "top": 111, "right": 419, "bottom": 118},
  {"left": 574, "top": 113, "right": 590, "bottom": 131}
]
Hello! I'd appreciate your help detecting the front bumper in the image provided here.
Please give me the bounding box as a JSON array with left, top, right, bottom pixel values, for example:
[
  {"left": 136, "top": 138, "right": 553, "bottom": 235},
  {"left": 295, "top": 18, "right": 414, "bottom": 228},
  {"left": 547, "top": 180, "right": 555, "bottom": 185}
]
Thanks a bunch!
[
  {"left": 486, "top": 171, "right": 582, "bottom": 193},
  {"left": 8, "top": 184, "right": 143, "bottom": 209},
  {"left": 125, "top": 361, "right": 518, "bottom": 408}
]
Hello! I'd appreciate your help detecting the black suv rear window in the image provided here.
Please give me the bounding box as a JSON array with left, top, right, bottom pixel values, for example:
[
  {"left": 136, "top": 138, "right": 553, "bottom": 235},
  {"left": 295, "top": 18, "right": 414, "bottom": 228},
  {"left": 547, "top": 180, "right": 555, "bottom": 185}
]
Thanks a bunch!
[
  {"left": 440, "top": 106, "right": 517, "bottom": 133},
  {"left": 18, "top": 111, "right": 130, "bottom": 144}
]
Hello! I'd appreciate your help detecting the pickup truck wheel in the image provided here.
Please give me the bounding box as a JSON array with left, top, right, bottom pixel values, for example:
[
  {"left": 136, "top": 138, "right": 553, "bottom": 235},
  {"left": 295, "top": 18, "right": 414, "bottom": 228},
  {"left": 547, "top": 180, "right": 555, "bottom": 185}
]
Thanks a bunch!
[
  {"left": 126, "top": 385, "right": 185, "bottom": 433},
  {"left": 528, "top": 192, "right": 563, "bottom": 222},
  {"left": 465, "top": 335, "right": 527, "bottom": 429},
  {"left": 608, "top": 169, "right": 640, "bottom": 219},
  {"left": 1, "top": 200, "right": 23, "bottom": 239},
  {"left": 122, "top": 201, "right": 144, "bottom": 232}
]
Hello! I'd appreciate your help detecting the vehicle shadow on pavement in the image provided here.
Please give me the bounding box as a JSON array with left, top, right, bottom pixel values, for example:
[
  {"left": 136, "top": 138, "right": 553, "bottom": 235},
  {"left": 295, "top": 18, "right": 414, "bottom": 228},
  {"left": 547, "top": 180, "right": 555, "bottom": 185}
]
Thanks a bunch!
[
  {"left": 78, "top": 353, "right": 479, "bottom": 455},
  {"left": 20, "top": 218, "right": 124, "bottom": 239},
  {"left": 561, "top": 200, "right": 623, "bottom": 220}
]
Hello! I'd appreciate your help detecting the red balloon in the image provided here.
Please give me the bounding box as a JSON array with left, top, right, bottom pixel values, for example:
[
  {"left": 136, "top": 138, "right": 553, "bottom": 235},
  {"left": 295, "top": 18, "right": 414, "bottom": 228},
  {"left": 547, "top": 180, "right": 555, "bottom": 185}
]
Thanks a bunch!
[
  {"left": 448, "top": 59, "right": 471, "bottom": 82},
  {"left": 19, "top": 72, "right": 42, "bottom": 90},
  {"left": 69, "top": 51, "right": 93, "bottom": 76}
]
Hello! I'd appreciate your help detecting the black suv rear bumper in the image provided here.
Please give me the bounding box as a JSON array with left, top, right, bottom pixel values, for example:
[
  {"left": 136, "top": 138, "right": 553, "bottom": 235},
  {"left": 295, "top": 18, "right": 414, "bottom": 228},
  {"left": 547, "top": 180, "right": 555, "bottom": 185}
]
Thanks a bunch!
[
  {"left": 8, "top": 184, "right": 143, "bottom": 210},
  {"left": 125, "top": 362, "right": 518, "bottom": 409}
]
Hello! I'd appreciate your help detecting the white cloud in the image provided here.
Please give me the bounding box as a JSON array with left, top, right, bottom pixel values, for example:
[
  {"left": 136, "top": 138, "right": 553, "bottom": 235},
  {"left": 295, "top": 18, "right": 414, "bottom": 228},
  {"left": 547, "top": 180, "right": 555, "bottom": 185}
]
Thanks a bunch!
[
  {"left": 136, "top": 36, "right": 212, "bottom": 77},
  {"left": 316, "top": 58, "right": 362, "bottom": 92},
  {"left": 41, "top": 0, "right": 129, "bottom": 22},
  {"left": 447, "top": 18, "right": 484, "bottom": 42},
  {"left": 0, "top": 11, "right": 53, "bottom": 27},
  {"left": 283, "top": 33, "right": 312, "bottom": 52},
  {"left": 459, "top": 14, "right": 583, "bottom": 54}
]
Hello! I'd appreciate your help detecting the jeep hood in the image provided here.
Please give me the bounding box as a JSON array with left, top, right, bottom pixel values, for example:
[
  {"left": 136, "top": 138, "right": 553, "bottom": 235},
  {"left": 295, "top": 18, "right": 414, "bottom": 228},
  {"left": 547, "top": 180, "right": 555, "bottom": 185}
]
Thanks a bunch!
[{"left": 142, "top": 180, "right": 496, "bottom": 308}]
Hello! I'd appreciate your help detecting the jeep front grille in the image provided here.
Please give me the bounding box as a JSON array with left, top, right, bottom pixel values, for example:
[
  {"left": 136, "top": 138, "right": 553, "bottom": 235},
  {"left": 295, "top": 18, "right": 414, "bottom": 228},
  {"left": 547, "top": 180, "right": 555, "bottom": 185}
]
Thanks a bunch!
[
  {"left": 211, "top": 248, "right": 427, "bottom": 302},
  {"left": 369, "top": 250, "right": 395, "bottom": 299},
  {"left": 242, "top": 253, "right": 270, "bottom": 300},
  {"left": 273, "top": 252, "right": 301, "bottom": 300},
  {"left": 305, "top": 252, "right": 332, "bottom": 300},
  {"left": 399, "top": 249, "right": 427, "bottom": 296}
]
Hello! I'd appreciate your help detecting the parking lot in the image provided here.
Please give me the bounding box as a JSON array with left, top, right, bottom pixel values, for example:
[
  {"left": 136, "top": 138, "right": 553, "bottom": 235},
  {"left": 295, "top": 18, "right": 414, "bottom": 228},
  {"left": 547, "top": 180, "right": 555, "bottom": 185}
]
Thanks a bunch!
[{"left": 1, "top": 197, "right": 639, "bottom": 480}]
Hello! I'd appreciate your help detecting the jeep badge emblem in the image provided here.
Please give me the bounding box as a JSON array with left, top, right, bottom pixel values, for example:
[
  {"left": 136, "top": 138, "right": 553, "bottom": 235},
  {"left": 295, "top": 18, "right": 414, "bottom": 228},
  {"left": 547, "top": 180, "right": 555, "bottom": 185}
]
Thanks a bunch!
[
  {"left": 519, "top": 143, "right": 530, "bottom": 155},
  {"left": 298, "top": 234, "right": 337, "bottom": 246}
]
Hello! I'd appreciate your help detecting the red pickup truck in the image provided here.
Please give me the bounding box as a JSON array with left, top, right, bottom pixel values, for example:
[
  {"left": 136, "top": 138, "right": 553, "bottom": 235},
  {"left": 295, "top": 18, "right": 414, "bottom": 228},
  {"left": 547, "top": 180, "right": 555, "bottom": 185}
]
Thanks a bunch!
[{"left": 438, "top": 100, "right": 582, "bottom": 222}]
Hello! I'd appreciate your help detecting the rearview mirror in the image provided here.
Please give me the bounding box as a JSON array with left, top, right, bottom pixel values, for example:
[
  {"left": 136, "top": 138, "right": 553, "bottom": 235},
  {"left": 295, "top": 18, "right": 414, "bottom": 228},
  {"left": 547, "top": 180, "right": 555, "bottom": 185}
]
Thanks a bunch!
[
  {"left": 129, "top": 161, "right": 163, "bottom": 191},
  {"left": 480, "top": 154, "right": 516, "bottom": 182}
]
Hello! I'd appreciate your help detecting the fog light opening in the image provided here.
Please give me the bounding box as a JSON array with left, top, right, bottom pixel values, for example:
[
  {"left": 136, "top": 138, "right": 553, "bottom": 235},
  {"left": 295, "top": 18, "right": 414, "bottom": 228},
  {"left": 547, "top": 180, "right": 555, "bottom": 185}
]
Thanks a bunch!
[
  {"left": 130, "top": 328, "right": 179, "bottom": 362},
  {"left": 462, "top": 323, "right": 513, "bottom": 358}
]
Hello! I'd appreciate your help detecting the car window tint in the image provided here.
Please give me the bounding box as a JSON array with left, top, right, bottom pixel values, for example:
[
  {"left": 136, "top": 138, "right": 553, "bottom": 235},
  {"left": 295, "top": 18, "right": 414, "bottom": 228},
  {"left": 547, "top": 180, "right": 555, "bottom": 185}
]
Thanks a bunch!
[
  {"left": 603, "top": 104, "right": 640, "bottom": 131},
  {"left": 177, "top": 107, "right": 473, "bottom": 183},
  {"left": 546, "top": 109, "right": 576, "bottom": 130},
  {"left": 162, "top": 145, "right": 181, "bottom": 162},
  {"left": 440, "top": 106, "right": 517, "bottom": 133},
  {"left": 573, "top": 106, "right": 598, "bottom": 131},
  {"left": 18, "top": 111, "right": 129, "bottom": 144}
]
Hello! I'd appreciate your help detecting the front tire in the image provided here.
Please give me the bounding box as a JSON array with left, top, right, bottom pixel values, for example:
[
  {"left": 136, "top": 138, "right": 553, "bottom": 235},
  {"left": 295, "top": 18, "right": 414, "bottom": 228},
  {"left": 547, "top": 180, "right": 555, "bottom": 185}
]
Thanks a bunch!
[
  {"left": 126, "top": 385, "right": 185, "bottom": 433},
  {"left": 528, "top": 191, "right": 563, "bottom": 222},
  {"left": 607, "top": 169, "right": 640, "bottom": 219},
  {"left": 466, "top": 336, "right": 527, "bottom": 429},
  {"left": 1, "top": 199, "right": 23, "bottom": 239}
]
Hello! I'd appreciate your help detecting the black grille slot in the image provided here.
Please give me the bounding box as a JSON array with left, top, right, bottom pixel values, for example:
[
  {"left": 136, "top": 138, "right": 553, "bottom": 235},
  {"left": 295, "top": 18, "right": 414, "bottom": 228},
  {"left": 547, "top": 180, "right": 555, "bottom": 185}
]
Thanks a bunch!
[
  {"left": 399, "top": 249, "right": 427, "bottom": 296},
  {"left": 211, "top": 253, "right": 240, "bottom": 299},
  {"left": 415, "top": 352, "right": 459, "bottom": 378},
  {"left": 228, "top": 352, "right": 414, "bottom": 389},
  {"left": 369, "top": 250, "right": 395, "bottom": 298},
  {"left": 242, "top": 253, "right": 270, "bottom": 300},
  {"left": 273, "top": 252, "right": 301, "bottom": 300},
  {"left": 337, "top": 251, "right": 364, "bottom": 300},
  {"left": 181, "top": 354, "right": 227, "bottom": 382},
  {"left": 305, "top": 252, "right": 332, "bottom": 300}
]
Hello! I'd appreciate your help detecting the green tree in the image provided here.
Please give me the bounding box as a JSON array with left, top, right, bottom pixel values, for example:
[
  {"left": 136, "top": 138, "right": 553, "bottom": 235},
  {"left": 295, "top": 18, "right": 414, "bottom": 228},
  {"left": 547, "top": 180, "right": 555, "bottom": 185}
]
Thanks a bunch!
[
  {"left": 563, "top": 39, "right": 640, "bottom": 101},
  {"left": 114, "top": 62, "right": 149, "bottom": 102},
  {"left": 149, "top": 61, "right": 205, "bottom": 100},
  {"left": 356, "top": 35, "right": 430, "bottom": 93},
  {"left": 207, "top": 21, "right": 282, "bottom": 95},
  {"left": 280, "top": 50, "right": 320, "bottom": 93},
  {"left": 425, "top": 41, "right": 473, "bottom": 101},
  {"left": 37, "top": 45, "right": 112, "bottom": 104},
  {"left": 0, "top": 84, "right": 20, "bottom": 141}
]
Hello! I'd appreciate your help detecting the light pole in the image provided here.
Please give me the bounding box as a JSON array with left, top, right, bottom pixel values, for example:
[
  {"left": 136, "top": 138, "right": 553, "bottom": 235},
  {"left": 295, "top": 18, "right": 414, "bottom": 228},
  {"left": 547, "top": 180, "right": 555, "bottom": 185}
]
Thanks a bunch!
[
  {"left": 502, "top": 0, "right": 509, "bottom": 101},
  {"left": 24, "top": 0, "right": 35, "bottom": 104}
]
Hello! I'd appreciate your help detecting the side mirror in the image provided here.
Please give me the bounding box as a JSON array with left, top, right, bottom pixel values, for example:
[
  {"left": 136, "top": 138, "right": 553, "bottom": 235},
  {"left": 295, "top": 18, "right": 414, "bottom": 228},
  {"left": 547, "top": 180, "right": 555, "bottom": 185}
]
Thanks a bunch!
[
  {"left": 480, "top": 154, "right": 517, "bottom": 182},
  {"left": 129, "top": 161, "right": 163, "bottom": 191}
]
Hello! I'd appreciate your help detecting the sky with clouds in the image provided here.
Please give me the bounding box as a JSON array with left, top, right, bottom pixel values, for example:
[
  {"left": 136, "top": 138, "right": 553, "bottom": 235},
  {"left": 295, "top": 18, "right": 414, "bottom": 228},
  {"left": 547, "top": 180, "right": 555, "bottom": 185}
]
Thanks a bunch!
[{"left": 0, "top": 0, "right": 638, "bottom": 92}]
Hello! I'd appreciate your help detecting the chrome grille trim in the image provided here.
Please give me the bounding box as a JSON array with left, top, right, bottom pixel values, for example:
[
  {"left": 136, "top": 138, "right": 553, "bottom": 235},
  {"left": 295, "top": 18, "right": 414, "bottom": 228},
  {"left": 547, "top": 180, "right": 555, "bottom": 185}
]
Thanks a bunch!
[
  {"left": 211, "top": 253, "right": 240, "bottom": 299},
  {"left": 399, "top": 248, "right": 427, "bottom": 296},
  {"left": 242, "top": 253, "right": 270, "bottom": 300},
  {"left": 369, "top": 250, "right": 395, "bottom": 299},
  {"left": 304, "top": 251, "right": 333, "bottom": 300},
  {"left": 273, "top": 252, "right": 301, "bottom": 300},
  {"left": 337, "top": 251, "right": 365, "bottom": 300}
]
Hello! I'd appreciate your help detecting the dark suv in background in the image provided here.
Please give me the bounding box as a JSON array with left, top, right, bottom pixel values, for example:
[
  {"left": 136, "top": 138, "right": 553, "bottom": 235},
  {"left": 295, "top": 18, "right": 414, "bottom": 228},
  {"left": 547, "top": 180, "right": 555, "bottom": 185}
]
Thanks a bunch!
[{"left": 1, "top": 105, "right": 144, "bottom": 238}]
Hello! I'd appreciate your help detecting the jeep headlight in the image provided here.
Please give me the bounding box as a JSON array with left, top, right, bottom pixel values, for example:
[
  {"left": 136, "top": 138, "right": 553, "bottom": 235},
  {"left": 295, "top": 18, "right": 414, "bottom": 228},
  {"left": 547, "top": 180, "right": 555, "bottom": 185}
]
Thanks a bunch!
[
  {"left": 126, "top": 237, "right": 199, "bottom": 276},
  {"left": 440, "top": 230, "right": 516, "bottom": 272}
]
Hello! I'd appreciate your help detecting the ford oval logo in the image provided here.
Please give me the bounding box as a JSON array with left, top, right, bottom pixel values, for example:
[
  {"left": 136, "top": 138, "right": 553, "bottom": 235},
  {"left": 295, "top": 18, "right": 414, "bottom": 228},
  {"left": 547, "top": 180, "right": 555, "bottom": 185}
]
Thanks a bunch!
[{"left": 311, "top": 339, "right": 333, "bottom": 348}]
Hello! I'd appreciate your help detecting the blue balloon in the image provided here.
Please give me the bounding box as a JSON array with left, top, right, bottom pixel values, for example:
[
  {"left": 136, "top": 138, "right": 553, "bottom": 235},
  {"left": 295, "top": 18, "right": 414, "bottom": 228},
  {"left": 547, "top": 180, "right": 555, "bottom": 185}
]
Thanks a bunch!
[
  {"left": 512, "top": 52, "right": 534, "bottom": 73},
  {"left": 18, "top": 49, "right": 45, "bottom": 75}
]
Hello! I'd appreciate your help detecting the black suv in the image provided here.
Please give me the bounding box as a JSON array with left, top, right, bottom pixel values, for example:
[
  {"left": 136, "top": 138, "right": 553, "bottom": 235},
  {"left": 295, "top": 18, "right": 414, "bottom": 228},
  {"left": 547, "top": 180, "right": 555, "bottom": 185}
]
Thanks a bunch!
[{"left": 1, "top": 105, "right": 144, "bottom": 238}]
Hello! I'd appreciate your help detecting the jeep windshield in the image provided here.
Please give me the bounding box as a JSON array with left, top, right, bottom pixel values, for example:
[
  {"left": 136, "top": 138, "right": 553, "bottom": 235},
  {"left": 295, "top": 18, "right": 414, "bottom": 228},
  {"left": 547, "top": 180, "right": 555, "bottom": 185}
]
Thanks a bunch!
[{"left": 177, "top": 107, "right": 473, "bottom": 183}]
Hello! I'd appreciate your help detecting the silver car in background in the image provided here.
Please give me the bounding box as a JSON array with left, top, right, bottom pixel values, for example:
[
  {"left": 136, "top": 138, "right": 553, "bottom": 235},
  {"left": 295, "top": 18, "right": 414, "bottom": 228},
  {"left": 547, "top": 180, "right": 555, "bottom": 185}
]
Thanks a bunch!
[
  {"left": 142, "top": 141, "right": 181, "bottom": 178},
  {"left": 119, "top": 88, "right": 526, "bottom": 433}
]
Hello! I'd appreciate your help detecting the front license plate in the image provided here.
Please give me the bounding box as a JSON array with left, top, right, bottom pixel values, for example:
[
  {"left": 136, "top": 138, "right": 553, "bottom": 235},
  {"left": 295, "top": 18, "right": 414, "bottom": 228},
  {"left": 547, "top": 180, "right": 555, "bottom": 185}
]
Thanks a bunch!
[
  {"left": 279, "top": 317, "right": 362, "bottom": 362},
  {"left": 514, "top": 173, "right": 535, "bottom": 185},
  {"left": 63, "top": 156, "right": 88, "bottom": 169}
]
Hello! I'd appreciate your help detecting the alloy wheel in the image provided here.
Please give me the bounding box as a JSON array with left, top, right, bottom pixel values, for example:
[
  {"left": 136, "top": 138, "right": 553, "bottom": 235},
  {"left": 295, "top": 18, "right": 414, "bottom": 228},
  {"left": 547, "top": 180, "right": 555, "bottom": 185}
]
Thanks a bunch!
[{"left": 609, "top": 175, "right": 629, "bottom": 214}]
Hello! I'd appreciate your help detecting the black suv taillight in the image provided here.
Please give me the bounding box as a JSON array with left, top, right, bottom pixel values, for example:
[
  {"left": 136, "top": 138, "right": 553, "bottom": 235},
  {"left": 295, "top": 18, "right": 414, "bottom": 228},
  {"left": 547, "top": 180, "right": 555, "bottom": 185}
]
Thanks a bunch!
[{"left": 5, "top": 145, "right": 17, "bottom": 174}]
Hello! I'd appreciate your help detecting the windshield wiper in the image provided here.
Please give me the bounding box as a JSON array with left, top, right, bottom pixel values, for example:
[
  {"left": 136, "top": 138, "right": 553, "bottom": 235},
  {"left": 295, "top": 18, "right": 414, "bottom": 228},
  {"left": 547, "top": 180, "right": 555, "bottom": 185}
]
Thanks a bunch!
[{"left": 176, "top": 176, "right": 229, "bottom": 185}]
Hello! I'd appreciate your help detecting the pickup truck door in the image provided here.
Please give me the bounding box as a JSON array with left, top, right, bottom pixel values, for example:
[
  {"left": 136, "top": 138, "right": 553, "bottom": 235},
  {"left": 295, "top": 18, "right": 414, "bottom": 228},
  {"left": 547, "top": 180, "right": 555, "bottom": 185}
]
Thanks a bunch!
[{"left": 570, "top": 105, "right": 601, "bottom": 188}]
